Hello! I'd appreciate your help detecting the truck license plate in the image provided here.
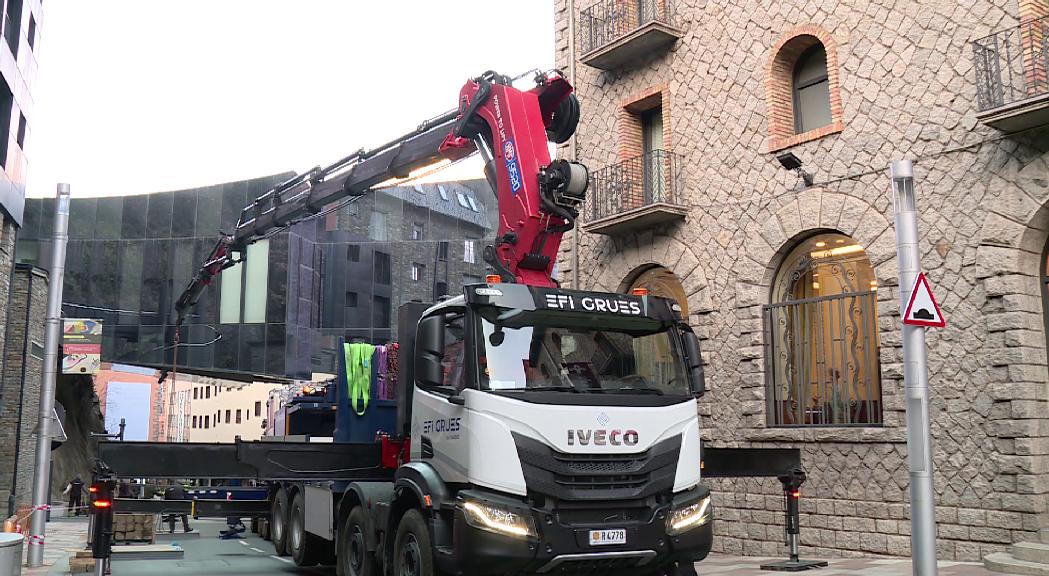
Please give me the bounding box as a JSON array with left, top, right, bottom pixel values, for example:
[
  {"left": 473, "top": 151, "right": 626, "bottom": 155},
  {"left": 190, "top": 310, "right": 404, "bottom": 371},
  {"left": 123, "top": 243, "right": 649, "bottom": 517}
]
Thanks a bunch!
[{"left": 589, "top": 529, "right": 626, "bottom": 546}]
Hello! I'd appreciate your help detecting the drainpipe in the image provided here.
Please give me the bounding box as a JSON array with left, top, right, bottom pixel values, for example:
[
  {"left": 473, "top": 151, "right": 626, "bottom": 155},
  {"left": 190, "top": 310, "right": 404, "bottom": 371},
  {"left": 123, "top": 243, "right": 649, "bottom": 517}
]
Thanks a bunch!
[{"left": 568, "top": 0, "right": 580, "bottom": 290}]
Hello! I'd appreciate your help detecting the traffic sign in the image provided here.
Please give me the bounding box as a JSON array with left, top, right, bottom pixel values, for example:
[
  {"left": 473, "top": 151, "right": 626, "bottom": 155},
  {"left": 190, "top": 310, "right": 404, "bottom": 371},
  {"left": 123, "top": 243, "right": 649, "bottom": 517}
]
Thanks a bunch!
[{"left": 903, "top": 272, "right": 945, "bottom": 328}]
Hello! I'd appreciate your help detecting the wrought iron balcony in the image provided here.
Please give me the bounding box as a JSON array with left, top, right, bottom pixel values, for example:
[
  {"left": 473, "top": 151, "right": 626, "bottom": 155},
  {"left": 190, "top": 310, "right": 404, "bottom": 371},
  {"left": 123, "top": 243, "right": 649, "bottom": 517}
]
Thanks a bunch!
[
  {"left": 577, "top": 0, "right": 682, "bottom": 70},
  {"left": 973, "top": 15, "right": 1049, "bottom": 131},
  {"left": 583, "top": 150, "right": 687, "bottom": 235}
]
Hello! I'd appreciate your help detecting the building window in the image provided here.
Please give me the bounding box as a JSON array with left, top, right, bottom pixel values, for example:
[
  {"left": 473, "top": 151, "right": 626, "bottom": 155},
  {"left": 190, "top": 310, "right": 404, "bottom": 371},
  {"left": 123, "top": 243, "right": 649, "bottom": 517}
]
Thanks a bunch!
[
  {"left": 464, "top": 240, "right": 475, "bottom": 264},
  {"left": 437, "top": 241, "right": 449, "bottom": 261},
  {"left": 16, "top": 113, "right": 25, "bottom": 149},
  {"left": 4, "top": 0, "right": 22, "bottom": 58},
  {"left": 219, "top": 261, "right": 243, "bottom": 323},
  {"left": 764, "top": 233, "right": 882, "bottom": 427},
  {"left": 374, "top": 251, "right": 391, "bottom": 285},
  {"left": 255, "top": 401, "right": 262, "bottom": 417},
  {"left": 411, "top": 263, "right": 424, "bottom": 282},
  {"left": 243, "top": 239, "right": 270, "bottom": 323},
  {"left": 466, "top": 196, "right": 479, "bottom": 212},
  {"left": 626, "top": 265, "right": 689, "bottom": 317},
  {"left": 793, "top": 44, "right": 832, "bottom": 134},
  {"left": 766, "top": 29, "right": 842, "bottom": 151},
  {"left": 370, "top": 211, "right": 388, "bottom": 241},
  {"left": 26, "top": 14, "right": 34, "bottom": 50},
  {"left": 204, "top": 415, "right": 209, "bottom": 429},
  {"left": 236, "top": 409, "right": 242, "bottom": 424},
  {"left": 347, "top": 244, "right": 360, "bottom": 262},
  {"left": 225, "top": 409, "right": 231, "bottom": 424},
  {"left": 0, "top": 77, "right": 13, "bottom": 169},
  {"left": 411, "top": 222, "right": 425, "bottom": 241},
  {"left": 205, "top": 387, "right": 210, "bottom": 399},
  {"left": 456, "top": 192, "right": 470, "bottom": 209},
  {"left": 373, "top": 295, "right": 391, "bottom": 327},
  {"left": 192, "top": 415, "right": 198, "bottom": 428},
  {"left": 437, "top": 185, "right": 449, "bottom": 201},
  {"left": 193, "top": 387, "right": 198, "bottom": 400},
  {"left": 346, "top": 291, "right": 358, "bottom": 307}
]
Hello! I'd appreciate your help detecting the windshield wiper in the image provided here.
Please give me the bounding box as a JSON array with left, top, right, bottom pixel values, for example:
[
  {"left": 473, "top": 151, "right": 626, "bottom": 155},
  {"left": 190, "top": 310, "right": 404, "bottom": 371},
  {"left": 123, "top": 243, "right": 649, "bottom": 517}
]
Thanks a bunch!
[
  {"left": 522, "top": 385, "right": 580, "bottom": 393},
  {"left": 607, "top": 386, "right": 665, "bottom": 395}
]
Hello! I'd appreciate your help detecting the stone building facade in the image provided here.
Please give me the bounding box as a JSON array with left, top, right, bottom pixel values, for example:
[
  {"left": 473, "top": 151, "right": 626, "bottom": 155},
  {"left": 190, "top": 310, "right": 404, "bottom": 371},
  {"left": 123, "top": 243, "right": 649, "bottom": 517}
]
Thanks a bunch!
[
  {"left": 0, "top": 264, "right": 48, "bottom": 511},
  {"left": 556, "top": 0, "right": 1049, "bottom": 561}
]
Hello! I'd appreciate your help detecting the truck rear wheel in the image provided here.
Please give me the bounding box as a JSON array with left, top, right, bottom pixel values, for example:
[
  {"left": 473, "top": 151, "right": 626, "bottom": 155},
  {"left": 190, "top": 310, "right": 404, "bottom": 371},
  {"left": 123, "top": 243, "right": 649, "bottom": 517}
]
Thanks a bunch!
[
  {"left": 271, "top": 489, "right": 290, "bottom": 556},
  {"left": 290, "top": 491, "right": 321, "bottom": 567},
  {"left": 338, "top": 506, "right": 375, "bottom": 576},
  {"left": 393, "top": 509, "right": 434, "bottom": 576}
]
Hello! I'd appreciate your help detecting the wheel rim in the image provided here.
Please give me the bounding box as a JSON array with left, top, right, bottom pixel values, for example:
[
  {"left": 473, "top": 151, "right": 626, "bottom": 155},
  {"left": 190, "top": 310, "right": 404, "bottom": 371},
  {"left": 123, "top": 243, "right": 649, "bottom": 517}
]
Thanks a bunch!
[
  {"left": 399, "top": 533, "right": 421, "bottom": 576},
  {"left": 348, "top": 525, "right": 365, "bottom": 573},
  {"left": 273, "top": 503, "right": 284, "bottom": 542},
  {"left": 291, "top": 505, "right": 302, "bottom": 552}
]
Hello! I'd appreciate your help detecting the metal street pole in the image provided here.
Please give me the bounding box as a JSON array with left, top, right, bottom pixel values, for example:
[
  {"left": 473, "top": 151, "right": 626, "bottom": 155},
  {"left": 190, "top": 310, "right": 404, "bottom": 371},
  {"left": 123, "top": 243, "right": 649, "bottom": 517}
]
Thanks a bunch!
[
  {"left": 890, "top": 160, "right": 938, "bottom": 576},
  {"left": 27, "top": 183, "right": 71, "bottom": 567}
]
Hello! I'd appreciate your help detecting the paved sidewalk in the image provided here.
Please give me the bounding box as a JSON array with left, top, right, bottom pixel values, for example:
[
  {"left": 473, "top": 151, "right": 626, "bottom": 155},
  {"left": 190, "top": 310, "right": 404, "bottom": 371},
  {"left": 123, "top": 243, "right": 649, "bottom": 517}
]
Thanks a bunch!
[
  {"left": 22, "top": 516, "right": 89, "bottom": 575},
  {"left": 698, "top": 553, "right": 999, "bottom": 575}
]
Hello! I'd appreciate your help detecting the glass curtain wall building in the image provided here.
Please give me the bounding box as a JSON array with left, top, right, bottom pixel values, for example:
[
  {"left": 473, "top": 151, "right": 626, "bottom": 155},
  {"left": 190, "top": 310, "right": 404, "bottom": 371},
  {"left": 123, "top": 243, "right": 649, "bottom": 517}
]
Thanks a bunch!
[{"left": 16, "top": 176, "right": 495, "bottom": 379}]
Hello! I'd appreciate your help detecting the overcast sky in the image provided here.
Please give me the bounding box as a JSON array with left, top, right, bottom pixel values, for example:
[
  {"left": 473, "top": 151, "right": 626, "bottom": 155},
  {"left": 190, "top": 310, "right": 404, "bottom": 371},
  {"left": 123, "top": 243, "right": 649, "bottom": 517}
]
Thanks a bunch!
[{"left": 26, "top": 1, "right": 555, "bottom": 198}]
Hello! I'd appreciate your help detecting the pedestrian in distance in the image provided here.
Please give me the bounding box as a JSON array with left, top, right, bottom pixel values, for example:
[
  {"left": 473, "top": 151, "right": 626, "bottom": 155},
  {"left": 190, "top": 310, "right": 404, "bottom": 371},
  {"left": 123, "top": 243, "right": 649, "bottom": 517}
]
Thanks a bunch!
[
  {"left": 62, "top": 476, "right": 85, "bottom": 517},
  {"left": 163, "top": 483, "right": 194, "bottom": 533}
]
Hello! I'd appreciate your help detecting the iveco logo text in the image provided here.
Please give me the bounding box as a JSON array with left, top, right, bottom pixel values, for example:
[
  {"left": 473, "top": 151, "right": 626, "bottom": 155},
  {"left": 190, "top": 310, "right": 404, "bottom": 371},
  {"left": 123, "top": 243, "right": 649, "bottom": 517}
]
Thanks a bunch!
[
  {"left": 544, "top": 294, "right": 642, "bottom": 315},
  {"left": 567, "top": 429, "right": 639, "bottom": 446}
]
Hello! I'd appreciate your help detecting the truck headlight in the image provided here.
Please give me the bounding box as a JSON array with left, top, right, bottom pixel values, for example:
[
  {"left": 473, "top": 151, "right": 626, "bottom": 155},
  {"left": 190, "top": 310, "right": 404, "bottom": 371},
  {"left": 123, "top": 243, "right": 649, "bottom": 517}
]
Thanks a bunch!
[
  {"left": 461, "top": 499, "right": 537, "bottom": 539},
  {"left": 666, "top": 495, "right": 712, "bottom": 535}
]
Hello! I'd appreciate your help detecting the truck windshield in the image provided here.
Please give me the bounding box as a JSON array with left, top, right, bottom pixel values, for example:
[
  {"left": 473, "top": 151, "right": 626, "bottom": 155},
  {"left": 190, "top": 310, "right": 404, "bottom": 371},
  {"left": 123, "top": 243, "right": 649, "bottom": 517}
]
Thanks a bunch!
[{"left": 478, "top": 318, "right": 691, "bottom": 397}]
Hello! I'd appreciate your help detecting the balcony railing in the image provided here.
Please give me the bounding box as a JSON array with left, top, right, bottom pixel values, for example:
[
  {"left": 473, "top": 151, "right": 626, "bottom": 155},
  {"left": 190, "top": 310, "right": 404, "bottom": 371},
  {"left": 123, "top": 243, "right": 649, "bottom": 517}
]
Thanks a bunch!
[
  {"left": 577, "top": 0, "right": 681, "bottom": 70},
  {"left": 583, "top": 150, "right": 686, "bottom": 235},
  {"left": 972, "top": 15, "right": 1049, "bottom": 130}
]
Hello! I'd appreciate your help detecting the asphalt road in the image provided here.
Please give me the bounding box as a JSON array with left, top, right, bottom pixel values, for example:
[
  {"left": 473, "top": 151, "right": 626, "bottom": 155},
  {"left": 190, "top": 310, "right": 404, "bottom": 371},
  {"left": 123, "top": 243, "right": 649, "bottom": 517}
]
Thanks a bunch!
[{"left": 111, "top": 518, "right": 336, "bottom": 575}]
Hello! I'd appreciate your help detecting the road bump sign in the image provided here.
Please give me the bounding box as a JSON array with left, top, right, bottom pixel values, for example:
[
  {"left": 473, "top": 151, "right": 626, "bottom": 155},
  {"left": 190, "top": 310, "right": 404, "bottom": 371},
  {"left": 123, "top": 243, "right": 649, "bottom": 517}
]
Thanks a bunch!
[{"left": 903, "top": 272, "right": 945, "bottom": 328}]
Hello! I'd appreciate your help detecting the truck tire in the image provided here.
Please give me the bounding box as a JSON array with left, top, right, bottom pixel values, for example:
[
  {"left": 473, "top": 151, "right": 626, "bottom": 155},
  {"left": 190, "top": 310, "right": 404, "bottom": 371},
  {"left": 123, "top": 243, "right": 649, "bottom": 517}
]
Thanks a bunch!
[
  {"left": 338, "top": 506, "right": 375, "bottom": 576},
  {"left": 290, "top": 491, "right": 321, "bottom": 567},
  {"left": 260, "top": 518, "right": 271, "bottom": 541},
  {"left": 393, "top": 509, "right": 434, "bottom": 576},
  {"left": 271, "top": 489, "right": 290, "bottom": 556}
]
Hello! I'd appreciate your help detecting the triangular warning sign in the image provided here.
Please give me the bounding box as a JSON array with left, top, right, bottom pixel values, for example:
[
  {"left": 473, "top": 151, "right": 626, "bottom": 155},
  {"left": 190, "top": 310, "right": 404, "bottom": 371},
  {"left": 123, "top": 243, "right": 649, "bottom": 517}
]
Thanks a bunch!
[{"left": 903, "top": 272, "right": 946, "bottom": 328}]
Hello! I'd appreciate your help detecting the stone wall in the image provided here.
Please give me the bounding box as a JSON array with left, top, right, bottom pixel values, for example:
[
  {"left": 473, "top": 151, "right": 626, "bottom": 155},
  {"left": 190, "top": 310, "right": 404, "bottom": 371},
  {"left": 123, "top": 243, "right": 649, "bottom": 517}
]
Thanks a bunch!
[
  {"left": 0, "top": 264, "right": 48, "bottom": 511},
  {"left": 556, "top": 0, "right": 1049, "bottom": 561}
]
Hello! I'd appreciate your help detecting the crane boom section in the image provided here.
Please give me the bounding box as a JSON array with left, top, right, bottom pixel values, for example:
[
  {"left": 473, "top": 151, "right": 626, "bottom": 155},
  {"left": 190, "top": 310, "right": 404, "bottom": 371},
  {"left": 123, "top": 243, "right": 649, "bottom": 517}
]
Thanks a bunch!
[{"left": 174, "top": 71, "right": 585, "bottom": 328}]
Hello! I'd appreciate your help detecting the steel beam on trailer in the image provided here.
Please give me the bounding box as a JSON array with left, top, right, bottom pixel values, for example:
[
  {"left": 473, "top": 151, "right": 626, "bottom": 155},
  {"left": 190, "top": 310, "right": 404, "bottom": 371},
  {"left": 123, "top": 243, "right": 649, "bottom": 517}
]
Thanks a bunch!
[
  {"left": 98, "top": 440, "right": 394, "bottom": 481},
  {"left": 700, "top": 447, "right": 801, "bottom": 478},
  {"left": 112, "top": 498, "right": 271, "bottom": 518}
]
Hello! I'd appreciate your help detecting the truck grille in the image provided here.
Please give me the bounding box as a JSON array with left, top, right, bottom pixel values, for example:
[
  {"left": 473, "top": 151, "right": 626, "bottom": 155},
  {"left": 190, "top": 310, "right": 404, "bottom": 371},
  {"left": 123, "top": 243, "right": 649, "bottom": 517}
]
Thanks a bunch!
[{"left": 513, "top": 433, "right": 680, "bottom": 501}]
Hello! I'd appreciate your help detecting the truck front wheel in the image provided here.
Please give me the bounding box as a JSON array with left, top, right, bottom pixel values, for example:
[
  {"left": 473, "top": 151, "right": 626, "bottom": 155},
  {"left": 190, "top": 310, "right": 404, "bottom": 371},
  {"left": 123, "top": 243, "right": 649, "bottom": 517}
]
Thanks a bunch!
[
  {"left": 271, "top": 489, "right": 290, "bottom": 556},
  {"left": 338, "top": 506, "right": 375, "bottom": 576},
  {"left": 393, "top": 509, "right": 434, "bottom": 576}
]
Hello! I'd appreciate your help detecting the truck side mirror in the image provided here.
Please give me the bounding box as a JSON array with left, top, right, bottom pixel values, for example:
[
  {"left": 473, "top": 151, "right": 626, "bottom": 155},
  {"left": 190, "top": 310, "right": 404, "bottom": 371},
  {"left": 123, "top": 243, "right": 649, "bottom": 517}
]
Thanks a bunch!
[
  {"left": 415, "top": 315, "right": 446, "bottom": 388},
  {"left": 683, "top": 330, "right": 706, "bottom": 398}
]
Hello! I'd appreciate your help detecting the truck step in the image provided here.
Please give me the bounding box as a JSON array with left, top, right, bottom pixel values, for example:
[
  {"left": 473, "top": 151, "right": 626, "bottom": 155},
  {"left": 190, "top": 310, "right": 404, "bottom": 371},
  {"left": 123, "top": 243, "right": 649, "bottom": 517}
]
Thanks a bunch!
[
  {"left": 984, "top": 552, "right": 1049, "bottom": 575},
  {"left": 1014, "top": 542, "right": 1049, "bottom": 565}
]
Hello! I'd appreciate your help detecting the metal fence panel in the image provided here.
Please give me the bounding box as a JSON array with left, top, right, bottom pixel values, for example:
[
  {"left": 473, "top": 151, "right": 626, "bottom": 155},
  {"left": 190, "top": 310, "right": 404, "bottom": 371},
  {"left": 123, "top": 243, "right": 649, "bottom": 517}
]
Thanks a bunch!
[
  {"left": 972, "top": 15, "right": 1049, "bottom": 112},
  {"left": 578, "top": 0, "right": 677, "bottom": 54}
]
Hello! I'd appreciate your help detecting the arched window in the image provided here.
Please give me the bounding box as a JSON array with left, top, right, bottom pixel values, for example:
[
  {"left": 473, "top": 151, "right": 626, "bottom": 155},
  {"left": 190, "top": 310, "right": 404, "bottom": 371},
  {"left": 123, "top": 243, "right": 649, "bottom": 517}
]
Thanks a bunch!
[
  {"left": 793, "top": 44, "right": 832, "bottom": 134},
  {"left": 626, "top": 265, "right": 689, "bottom": 386},
  {"left": 764, "top": 233, "right": 882, "bottom": 427},
  {"left": 627, "top": 265, "right": 689, "bottom": 317}
]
